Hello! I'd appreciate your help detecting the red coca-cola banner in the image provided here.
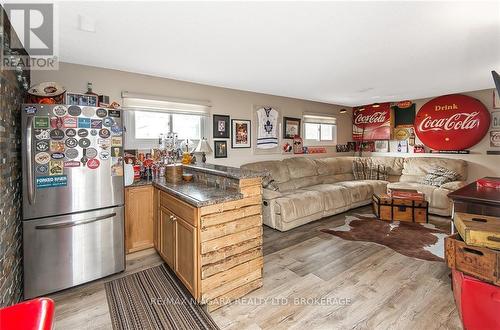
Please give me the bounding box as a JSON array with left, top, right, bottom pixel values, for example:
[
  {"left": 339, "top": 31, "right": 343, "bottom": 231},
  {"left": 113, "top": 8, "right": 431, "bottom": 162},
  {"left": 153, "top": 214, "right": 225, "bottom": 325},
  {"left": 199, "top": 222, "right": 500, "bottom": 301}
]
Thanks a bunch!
[
  {"left": 414, "top": 94, "right": 490, "bottom": 150},
  {"left": 353, "top": 103, "right": 391, "bottom": 141}
]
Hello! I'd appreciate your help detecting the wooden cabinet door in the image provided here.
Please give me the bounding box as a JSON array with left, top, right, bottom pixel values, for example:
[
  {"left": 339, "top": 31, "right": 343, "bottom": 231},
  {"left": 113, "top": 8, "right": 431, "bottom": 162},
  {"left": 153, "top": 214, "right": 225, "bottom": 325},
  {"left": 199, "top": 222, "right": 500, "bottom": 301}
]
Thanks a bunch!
[
  {"left": 160, "top": 206, "right": 176, "bottom": 270},
  {"left": 125, "top": 186, "right": 154, "bottom": 254},
  {"left": 175, "top": 217, "right": 198, "bottom": 297}
]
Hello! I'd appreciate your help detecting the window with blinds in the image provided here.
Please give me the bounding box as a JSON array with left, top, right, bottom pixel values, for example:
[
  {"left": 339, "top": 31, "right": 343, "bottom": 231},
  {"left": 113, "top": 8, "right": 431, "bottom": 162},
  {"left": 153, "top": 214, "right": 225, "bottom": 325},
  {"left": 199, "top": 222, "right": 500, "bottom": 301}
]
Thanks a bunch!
[{"left": 302, "top": 113, "right": 337, "bottom": 145}]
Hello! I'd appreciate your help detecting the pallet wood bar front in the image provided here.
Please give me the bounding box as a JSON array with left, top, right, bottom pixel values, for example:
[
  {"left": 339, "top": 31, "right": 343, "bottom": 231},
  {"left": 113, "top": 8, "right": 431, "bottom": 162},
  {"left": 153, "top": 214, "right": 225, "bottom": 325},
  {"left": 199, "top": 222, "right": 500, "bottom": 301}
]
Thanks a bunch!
[{"left": 153, "top": 173, "right": 264, "bottom": 311}]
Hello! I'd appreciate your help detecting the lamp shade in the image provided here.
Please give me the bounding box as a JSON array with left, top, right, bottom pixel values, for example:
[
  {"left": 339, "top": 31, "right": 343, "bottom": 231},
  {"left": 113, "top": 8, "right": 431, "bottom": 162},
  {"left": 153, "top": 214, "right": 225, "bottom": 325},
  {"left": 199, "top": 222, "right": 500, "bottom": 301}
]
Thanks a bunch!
[{"left": 195, "top": 138, "right": 213, "bottom": 154}]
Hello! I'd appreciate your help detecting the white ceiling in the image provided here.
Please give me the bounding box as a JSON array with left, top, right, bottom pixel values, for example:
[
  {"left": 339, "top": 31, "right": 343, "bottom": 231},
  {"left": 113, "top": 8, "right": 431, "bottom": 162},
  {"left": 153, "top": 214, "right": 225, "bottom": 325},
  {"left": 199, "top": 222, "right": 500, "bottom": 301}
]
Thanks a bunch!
[{"left": 52, "top": 1, "right": 500, "bottom": 106}]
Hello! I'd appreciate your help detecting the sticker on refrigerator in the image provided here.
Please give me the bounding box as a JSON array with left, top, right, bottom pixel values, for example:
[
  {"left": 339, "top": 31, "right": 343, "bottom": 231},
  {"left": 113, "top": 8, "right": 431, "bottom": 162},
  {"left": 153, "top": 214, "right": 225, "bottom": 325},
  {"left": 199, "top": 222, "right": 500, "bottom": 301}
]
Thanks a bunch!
[
  {"left": 65, "top": 148, "right": 79, "bottom": 159},
  {"left": 36, "top": 164, "right": 49, "bottom": 174},
  {"left": 33, "top": 117, "right": 49, "bottom": 129},
  {"left": 111, "top": 136, "right": 122, "bottom": 147},
  {"left": 50, "top": 140, "right": 65, "bottom": 153},
  {"left": 36, "top": 175, "right": 67, "bottom": 189},
  {"left": 108, "top": 110, "right": 121, "bottom": 118},
  {"left": 111, "top": 124, "right": 122, "bottom": 135},
  {"left": 87, "top": 158, "right": 100, "bottom": 169},
  {"left": 49, "top": 160, "right": 64, "bottom": 175},
  {"left": 53, "top": 105, "right": 68, "bottom": 117},
  {"left": 63, "top": 116, "right": 77, "bottom": 128},
  {"left": 96, "top": 108, "right": 107, "bottom": 118},
  {"left": 64, "top": 161, "right": 80, "bottom": 168},
  {"left": 50, "top": 129, "right": 64, "bottom": 140},
  {"left": 35, "top": 152, "right": 51, "bottom": 164},
  {"left": 50, "top": 116, "right": 63, "bottom": 129},
  {"left": 98, "top": 138, "right": 111, "bottom": 149},
  {"left": 91, "top": 119, "right": 102, "bottom": 129},
  {"left": 78, "top": 117, "right": 91, "bottom": 128},
  {"left": 111, "top": 147, "right": 122, "bottom": 157},
  {"left": 34, "top": 129, "right": 50, "bottom": 140},
  {"left": 86, "top": 147, "right": 98, "bottom": 159},
  {"left": 90, "top": 129, "right": 98, "bottom": 136},
  {"left": 99, "top": 150, "right": 110, "bottom": 160},
  {"left": 111, "top": 157, "right": 124, "bottom": 176},
  {"left": 36, "top": 140, "right": 49, "bottom": 152},
  {"left": 82, "top": 107, "right": 95, "bottom": 117},
  {"left": 77, "top": 129, "right": 89, "bottom": 137},
  {"left": 65, "top": 138, "right": 78, "bottom": 148},
  {"left": 24, "top": 106, "right": 37, "bottom": 115},
  {"left": 103, "top": 118, "right": 114, "bottom": 127},
  {"left": 78, "top": 138, "right": 91, "bottom": 148},
  {"left": 65, "top": 128, "right": 76, "bottom": 137},
  {"left": 68, "top": 105, "right": 82, "bottom": 116},
  {"left": 99, "top": 128, "right": 110, "bottom": 138}
]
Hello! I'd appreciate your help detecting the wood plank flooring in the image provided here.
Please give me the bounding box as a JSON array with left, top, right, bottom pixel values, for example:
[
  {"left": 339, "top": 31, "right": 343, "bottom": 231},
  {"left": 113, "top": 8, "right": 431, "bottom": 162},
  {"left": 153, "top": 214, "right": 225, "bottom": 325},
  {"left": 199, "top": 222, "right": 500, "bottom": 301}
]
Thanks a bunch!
[{"left": 49, "top": 206, "right": 461, "bottom": 330}]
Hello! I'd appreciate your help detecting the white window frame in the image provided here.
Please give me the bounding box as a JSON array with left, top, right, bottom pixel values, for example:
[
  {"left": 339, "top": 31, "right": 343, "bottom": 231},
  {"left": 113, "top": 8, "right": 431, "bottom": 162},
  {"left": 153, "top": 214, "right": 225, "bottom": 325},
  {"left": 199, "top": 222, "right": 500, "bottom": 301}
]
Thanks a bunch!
[
  {"left": 122, "top": 92, "right": 211, "bottom": 149},
  {"left": 302, "top": 113, "right": 337, "bottom": 146}
]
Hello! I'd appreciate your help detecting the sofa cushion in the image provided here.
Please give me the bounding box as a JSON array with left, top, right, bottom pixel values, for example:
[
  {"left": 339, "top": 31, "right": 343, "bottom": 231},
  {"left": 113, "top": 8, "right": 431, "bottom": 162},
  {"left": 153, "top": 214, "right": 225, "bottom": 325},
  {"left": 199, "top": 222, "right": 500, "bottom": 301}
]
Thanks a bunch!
[
  {"left": 241, "top": 161, "right": 290, "bottom": 183},
  {"left": 283, "top": 157, "right": 318, "bottom": 179},
  {"left": 314, "top": 157, "right": 354, "bottom": 176},
  {"left": 303, "top": 184, "right": 351, "bottom": 211},
  {"left": 320, "top": 173, "right": 355, "bottom": 184},
  {"left": 273, "top": 190, "right": 324, "bottom": 223},
  {"left": 336, "top": 181, "right": 374, "bottom": 203},
  {"left": 400, "top": 157, "right": 467, "bottom": 182},
  {"left": 359, "top": 180, "right": 389, "bottom": 196},
  {"left": 352, "top": 158, "right": 369, "bottom": 180}
]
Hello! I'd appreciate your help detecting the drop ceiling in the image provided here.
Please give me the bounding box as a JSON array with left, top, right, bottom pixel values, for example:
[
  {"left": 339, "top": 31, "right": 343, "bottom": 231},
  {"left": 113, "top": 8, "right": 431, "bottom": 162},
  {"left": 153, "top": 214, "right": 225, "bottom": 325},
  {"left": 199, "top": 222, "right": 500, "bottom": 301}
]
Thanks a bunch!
[{"left": 50, "top": 1, "right": 500, "bottom": 105}]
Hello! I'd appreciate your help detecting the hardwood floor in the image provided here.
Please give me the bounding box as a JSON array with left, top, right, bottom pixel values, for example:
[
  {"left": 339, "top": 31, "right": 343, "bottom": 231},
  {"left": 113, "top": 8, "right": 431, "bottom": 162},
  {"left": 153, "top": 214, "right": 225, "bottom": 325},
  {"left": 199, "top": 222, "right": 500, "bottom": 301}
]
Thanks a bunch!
[{"left": 49, "top": 206, "right": 461, "bottom": 330}]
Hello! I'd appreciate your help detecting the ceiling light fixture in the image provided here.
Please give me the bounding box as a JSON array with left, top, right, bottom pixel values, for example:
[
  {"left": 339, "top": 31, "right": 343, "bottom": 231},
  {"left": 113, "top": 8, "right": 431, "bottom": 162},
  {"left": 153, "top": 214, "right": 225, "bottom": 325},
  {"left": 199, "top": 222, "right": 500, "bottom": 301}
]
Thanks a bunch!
[
  {"left": 339, "top": 108, "right": 347, "bottom": 114},
  {"left": 372, "top": 103, "right": 380, "bottom": 108},
  {"left": 358, "top": 107, "right": 365, "bottom": 112}
]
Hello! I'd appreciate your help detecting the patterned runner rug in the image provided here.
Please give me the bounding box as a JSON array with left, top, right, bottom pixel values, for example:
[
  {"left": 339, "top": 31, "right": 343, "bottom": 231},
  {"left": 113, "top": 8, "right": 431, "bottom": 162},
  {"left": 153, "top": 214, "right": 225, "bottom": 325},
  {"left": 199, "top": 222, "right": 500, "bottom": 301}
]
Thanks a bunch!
[
  {"left": 321, "top": 213, "right": 449, "bottom": 262},
  {"left": 105, "top": 264, "right": 219, "bottom": 330}
]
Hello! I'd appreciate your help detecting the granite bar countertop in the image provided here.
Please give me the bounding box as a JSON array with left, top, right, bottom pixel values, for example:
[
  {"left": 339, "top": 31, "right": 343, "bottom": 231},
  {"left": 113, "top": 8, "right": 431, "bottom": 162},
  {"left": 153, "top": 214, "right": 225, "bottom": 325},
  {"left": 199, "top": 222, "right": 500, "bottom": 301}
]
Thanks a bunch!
[
  {"left": 127, "top": 179, "right": 153, "bottom": 187},
  {"left": 183, "top": 163, "right": 265, "bottom": 180},
  {"left": 152, "top": 177, "right": 244, "bottom": 208}
]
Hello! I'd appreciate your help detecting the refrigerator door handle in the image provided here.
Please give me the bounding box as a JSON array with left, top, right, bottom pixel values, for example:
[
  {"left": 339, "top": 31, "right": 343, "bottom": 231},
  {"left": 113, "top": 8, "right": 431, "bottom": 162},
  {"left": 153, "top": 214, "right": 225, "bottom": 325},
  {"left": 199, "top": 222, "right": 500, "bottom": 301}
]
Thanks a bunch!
[
  {"left": 26, "top": 116, "right": 36, "bottom": 205},
  {"left": 34, "top": 212, "right": 117, "bottom": 229}
]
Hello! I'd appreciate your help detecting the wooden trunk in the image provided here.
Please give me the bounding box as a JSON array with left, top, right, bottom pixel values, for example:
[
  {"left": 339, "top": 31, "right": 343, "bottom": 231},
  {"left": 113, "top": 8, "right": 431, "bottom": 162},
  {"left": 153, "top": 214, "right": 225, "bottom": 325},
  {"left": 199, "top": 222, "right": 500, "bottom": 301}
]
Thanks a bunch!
[
  {"left": 454, "top": 212, "right": 500, "bottom": 250},
  {"left": 445, "top": 233, "right": 500, "bottom": 286},
  {"left": 372, "top": 193, "right": 428, "bottom": 223}
]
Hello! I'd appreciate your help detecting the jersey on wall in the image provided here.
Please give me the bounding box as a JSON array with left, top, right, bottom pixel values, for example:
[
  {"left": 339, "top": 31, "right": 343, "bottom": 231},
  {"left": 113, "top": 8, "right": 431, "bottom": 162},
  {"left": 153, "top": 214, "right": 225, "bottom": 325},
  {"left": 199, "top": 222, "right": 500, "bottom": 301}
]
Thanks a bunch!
[{"left": 256, "top": 107, "right": 279, "bottom": 149}]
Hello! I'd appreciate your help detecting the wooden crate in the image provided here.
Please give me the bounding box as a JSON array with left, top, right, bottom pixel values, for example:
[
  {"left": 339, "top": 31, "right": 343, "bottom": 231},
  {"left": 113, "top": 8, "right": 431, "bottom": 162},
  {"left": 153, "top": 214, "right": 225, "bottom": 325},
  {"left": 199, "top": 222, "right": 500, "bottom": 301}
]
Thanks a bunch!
[
  {"left": 445, "top": 233, "right": 500, "bottom": 286},
  {"left": 372, "top": 193, "right": 428, "bottom": 223},
  {"left": 454, "top": 212, "right": 500, "bottom": 250}
]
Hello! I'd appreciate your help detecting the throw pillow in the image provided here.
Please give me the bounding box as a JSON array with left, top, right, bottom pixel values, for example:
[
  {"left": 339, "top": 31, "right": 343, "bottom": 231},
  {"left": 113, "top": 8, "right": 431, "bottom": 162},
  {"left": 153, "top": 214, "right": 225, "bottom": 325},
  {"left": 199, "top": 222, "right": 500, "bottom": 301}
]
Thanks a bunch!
[
  {"left": 419, "top": 166, "right": 459, "bottom": 187},
  {"left": 262, "top": 172, "right": 279, "bottom": 191},
  {"left": 366, "top": 164, "right": 389, "bottom": 181},
  {"left": 352, "top": 159, "right": 368, "bottom": 180}
]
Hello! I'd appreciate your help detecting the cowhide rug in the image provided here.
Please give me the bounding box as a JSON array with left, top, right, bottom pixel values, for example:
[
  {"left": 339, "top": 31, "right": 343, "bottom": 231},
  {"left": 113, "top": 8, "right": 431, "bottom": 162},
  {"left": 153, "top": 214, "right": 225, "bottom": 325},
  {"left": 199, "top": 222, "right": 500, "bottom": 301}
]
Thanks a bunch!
[{"left": 321, "top": 214, "right": 450, "bottom": 262}]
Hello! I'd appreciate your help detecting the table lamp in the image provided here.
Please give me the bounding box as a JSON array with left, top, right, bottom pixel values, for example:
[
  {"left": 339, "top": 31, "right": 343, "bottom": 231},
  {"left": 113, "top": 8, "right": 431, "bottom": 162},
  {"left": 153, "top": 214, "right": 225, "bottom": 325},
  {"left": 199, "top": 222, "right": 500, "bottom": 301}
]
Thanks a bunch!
[{"left": 195, "top": 138, "right": 212, "bottom": 163}]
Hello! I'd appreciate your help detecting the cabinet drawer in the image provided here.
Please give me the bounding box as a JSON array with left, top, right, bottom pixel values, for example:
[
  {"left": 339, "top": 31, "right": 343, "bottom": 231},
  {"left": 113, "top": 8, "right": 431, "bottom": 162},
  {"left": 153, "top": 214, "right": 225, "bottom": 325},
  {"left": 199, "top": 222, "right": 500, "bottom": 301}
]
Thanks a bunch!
[{"left": 159, "top": 191, "right": 198, "bottom": 227}]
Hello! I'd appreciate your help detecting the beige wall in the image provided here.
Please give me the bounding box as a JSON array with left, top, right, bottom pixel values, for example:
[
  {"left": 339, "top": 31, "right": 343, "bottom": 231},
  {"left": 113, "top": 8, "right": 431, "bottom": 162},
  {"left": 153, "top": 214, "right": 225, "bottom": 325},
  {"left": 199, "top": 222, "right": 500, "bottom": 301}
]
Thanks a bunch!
[
  {"left": 369, "top": 89, "right": 500, "bottom": 182},
  {"left": 31, "top": 62, "right": 353, "bottom": 167}
]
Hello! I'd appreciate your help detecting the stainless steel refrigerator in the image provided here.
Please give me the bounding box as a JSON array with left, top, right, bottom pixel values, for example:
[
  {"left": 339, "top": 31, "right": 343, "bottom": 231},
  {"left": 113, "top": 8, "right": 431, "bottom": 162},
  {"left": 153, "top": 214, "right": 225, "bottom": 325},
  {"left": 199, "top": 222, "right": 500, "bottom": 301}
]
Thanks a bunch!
[{"left": 22, "top": 104, "right": 125, "bottom": 299}]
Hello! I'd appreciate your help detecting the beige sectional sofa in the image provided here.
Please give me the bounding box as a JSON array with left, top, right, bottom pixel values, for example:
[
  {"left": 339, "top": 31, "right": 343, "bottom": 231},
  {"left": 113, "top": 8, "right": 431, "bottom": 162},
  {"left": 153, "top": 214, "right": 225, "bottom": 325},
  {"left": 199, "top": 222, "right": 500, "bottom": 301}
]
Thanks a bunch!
[{"left": 241, "top": 156, "right": 467, "bottom": 231}]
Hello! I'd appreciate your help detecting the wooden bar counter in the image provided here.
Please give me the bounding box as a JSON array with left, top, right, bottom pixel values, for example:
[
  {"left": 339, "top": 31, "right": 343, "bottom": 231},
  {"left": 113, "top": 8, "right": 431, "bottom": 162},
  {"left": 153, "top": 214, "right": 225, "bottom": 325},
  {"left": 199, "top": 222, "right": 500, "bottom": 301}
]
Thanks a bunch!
[{"left": 151, "top": 164, "right": 264, "bottom": 311}]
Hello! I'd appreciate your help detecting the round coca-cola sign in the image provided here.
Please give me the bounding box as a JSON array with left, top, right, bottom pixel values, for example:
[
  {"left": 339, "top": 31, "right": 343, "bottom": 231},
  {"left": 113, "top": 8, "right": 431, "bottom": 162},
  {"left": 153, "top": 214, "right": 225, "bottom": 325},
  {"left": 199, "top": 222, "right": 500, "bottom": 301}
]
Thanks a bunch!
[{"left": 414, "top": 94, "right": 490, "bottom": 150}]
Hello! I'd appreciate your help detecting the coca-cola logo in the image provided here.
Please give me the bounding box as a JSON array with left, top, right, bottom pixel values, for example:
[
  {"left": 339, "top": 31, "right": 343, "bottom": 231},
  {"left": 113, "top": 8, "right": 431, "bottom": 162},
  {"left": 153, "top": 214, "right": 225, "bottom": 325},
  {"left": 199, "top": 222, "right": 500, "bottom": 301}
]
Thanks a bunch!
[
  {"left": 354, "top": 111, "right": 388, "bottom": 126},
  {"left": 414, "top": 94, "right": 490, "bottom": 150}
]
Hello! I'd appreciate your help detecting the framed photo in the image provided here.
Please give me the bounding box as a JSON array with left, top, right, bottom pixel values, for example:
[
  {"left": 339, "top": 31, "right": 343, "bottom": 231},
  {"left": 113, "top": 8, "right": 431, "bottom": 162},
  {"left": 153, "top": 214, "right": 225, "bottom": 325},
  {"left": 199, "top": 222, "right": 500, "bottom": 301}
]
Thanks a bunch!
[
  {"left": 214, "top": 140, "right": 228, "bottom": 158},
  {"left": 374, "top": 140, "right": 389, "bottom": 152},
  {"left": 492, "top": 111, "right": 500, "bottom": 129},
  {"left": 283, "top": 117, "right": 301, "bottom": 139},
  {"left": 231, "top": 119, "right": 251, "bottom": 148},
  {"left": 213, "top": 115, "right": 230, "bottom": 138},
  {"left": 65, "top": 92, "right": 98, "bottom": 107}
]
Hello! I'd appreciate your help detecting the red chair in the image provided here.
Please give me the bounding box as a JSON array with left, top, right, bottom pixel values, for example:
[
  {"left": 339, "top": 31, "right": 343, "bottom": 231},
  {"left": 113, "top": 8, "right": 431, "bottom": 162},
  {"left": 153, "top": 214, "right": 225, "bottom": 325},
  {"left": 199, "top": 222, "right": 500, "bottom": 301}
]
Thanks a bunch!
[
  {"left": 452, "top": 269, "right": 500, "bottom": 330},
  {"left": 0, "top": 298, "right": 54, "bottom": 330}
]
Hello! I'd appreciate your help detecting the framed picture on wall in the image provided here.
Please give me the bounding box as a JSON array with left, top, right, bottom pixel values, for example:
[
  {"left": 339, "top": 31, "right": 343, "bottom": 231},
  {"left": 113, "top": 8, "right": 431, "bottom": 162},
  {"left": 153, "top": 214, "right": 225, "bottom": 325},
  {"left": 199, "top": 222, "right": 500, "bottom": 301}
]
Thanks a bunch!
[
  {"left": 213, "top": 114, "right": 230, "bottom": 138},
  {"left": 492, "top": 111, "right": 500, "bottom": 129},
  {"left": 283, "top": 117, "right": 301, "bottom": 139},
  {"left": 214, "top": 140, "right": 228, "bottom": 158},
  {"left": 231, "top": 119, "right": 251, "bottom": 148}
]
